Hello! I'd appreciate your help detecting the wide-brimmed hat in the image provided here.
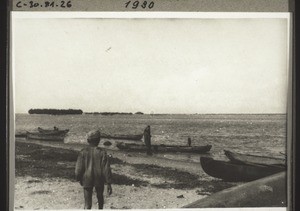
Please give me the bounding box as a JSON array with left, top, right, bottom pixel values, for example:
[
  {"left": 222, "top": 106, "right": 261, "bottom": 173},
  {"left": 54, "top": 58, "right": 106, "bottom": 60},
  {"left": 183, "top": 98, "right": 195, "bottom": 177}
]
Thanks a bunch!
[{"left": 87, "top": 129, "right": 101, "bottom": 140}]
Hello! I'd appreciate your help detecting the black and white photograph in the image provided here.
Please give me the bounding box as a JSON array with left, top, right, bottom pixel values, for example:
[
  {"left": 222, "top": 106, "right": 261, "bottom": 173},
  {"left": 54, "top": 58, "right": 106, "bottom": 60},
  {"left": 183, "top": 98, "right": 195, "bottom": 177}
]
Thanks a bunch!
[{"left": 12, "top": 12, "right": 291, "bottom": 209}]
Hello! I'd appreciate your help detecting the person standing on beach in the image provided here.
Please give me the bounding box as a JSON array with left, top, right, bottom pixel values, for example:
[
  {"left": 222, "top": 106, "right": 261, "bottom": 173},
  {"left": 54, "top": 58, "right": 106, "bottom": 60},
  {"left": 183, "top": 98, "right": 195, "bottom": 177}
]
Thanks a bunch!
[
  {"left": 75, "top": 129, "right": 112, "bottom": 209},
  {"left": 144, "top": 125, "right": 152, "bottom": 155}
]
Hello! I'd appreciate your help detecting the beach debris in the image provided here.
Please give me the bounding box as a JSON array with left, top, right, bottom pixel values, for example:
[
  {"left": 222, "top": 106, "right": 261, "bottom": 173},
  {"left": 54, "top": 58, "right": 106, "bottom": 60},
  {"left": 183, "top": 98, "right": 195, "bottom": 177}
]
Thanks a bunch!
[
  {"left": 258, "top": 185, "right": 273, "bottom": 193},
  {"left": 27, "top": 179, "right": 42, "bottom": 184},
  {"left": 132, "top": 184, "right": 135, "bottom": 187},
  {"left": 30, "top": 190, "right": 51, "bottom": 195},
  {"left": 16, "top": 155, "right": 31, "bottom": 161},
  {"left": 177, "top": 195, "right": 184, "bottom": 198},
  {"left": 127, "top": 154, "right": 132, "bottom": 157},
  {"left": 122, "top": 206, "right": 130, "bottom": 209},
  {"left": 195, "top": 190, "right": 201, "bottom": 195},
  {"left": 196, "top": 190, "right": 211, "bottom": 196},
  {"left": 103, "top": 141, "right": 112, "bottom": 146}
]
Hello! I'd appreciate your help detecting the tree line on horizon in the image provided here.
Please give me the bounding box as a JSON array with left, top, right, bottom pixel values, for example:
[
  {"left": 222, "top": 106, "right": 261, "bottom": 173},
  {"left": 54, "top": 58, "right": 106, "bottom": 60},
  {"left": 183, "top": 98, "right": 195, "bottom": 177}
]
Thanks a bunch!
[
  {"left": 28, "top": 109, "right": 83, "bottom": 115},
  {"left": 28, "top": 109, "right": 145, "bottom": 115},
  {"left": 85, "top": 111, "right": 144, "bottom": 115}
]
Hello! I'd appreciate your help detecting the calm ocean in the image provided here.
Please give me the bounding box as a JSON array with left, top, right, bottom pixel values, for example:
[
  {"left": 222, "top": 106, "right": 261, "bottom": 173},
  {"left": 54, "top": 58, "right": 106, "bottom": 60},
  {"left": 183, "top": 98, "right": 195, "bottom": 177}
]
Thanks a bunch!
[{"left": 15, "top": 113, "right": 286, "bottom": 163}]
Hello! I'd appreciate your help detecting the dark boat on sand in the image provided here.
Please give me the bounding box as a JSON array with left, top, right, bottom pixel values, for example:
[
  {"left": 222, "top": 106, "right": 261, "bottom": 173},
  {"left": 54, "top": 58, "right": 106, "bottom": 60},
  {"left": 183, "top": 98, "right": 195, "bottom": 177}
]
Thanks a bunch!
[
  {"left": 183, "top": 172, "right": 286, "bottom": 208},
  {"left": 116, "top": 142, "right": 212, "bottom": 153},
  {"left": 26, "top": 131, "right": 65, "bottom": 141},
  {"left": 15, "top": 131, "right": 27, "bottom": 138},
  {"left": 224, "top": 150, "right": 286, "bottom": 166},
  {"left": 101, "top": 133, "right": 143, "bottom": 141},
  {"left": 200, "top": 157, "right": 285, "bottom": 182},
  {"left": 37, "top": 127, "right": 69, "bottom": 135}
]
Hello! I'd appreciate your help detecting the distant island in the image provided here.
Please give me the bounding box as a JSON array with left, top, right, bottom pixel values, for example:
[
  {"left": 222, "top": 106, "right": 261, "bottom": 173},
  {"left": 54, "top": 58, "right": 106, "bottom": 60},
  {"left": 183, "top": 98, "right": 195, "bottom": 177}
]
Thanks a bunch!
[
  {"left": 85, "top": 111, "right": 144, "bottom": 115},
  {"left": 28, "top": 109, "right": 83, "bottom": 115}
]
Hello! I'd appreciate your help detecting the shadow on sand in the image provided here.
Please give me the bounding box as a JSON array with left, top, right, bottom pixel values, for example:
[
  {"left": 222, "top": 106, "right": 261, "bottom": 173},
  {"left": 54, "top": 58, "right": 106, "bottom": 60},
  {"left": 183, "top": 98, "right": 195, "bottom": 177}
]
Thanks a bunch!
[{"left": 16, "top": 142, "right": 236, "bottom": 193}]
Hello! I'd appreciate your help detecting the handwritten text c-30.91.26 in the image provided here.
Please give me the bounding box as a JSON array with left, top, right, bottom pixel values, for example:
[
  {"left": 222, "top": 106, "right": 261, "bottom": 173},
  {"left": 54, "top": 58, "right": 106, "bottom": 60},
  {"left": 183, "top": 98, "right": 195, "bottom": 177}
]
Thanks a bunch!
[{"left": 16, "top": 0, "right": 72, "bottom": 8}]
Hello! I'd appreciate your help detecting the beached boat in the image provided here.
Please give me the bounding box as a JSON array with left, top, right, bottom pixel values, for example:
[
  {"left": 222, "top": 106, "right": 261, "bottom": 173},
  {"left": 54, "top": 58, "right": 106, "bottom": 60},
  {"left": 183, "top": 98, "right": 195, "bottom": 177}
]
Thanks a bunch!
[
  {"left": 26, "top": 131, "right": 65, "bottom": 141},
  {"left": 116, "top": 142, "right": 212, "bottom": 153},
  {"left": 37, "top": 127, "right": 69, "bottom": 135},
  {"left": 224, "top": 150, "right": 286, "bottom": 166},
  {"left": 15, "top": 131, "right": 27, "bottom": 138},
  {"left": 183, "top": 172, "right": 286, "bottom": 207},
  {"left": 200, "top": 157, "right": 285, "bottom": 182},
  {"left": 101, "top": 133, "right": 143, "bottom": 141}
]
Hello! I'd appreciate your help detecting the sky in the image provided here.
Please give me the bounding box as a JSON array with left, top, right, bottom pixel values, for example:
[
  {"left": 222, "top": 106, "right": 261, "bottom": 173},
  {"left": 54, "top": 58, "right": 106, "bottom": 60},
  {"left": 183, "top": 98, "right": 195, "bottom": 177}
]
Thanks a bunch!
[{"left": 13, "top": 16, "right": 289, "bottom": 114}]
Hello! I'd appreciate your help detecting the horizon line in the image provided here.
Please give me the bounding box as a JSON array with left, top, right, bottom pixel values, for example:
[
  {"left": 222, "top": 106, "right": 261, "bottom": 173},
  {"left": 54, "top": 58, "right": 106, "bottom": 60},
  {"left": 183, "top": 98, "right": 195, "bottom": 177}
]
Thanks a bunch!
[{"left": 14, "top": 112, "right": 287, "bottom": 115}]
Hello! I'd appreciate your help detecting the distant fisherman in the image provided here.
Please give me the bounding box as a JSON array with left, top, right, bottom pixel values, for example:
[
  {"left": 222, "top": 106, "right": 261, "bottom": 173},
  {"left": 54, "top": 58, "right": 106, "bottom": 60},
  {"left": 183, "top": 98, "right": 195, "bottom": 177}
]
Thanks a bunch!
[
  {"left": 187, "top": 137, "right": 192, "bottom": 147},
  {"left": 144, "top": 125, "right": 152, "bottom": 155},
  {"left": 75, "top": 129, "right": 112, "bottom": 209}
]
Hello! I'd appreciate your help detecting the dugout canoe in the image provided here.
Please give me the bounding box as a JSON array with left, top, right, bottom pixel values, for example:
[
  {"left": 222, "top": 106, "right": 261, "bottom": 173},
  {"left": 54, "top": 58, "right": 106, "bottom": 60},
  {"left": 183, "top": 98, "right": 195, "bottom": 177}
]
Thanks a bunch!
[
  {"left": 200, "top": 157, "right": 285, "bottom": 182},
  {"left": 101, "top": 133, "right": 143, "bottom": 141},
  {"left": 224, "top": 150, "right": 286, "bottom": 166},
  {"left": 116, "top": 142, "right": 212, "bottom": 153},
  {"left": 26, "top": 131, "right": 65, "bottom": 141},
  {"left": 183, "top": 172, "right": 286, "bottom": 208},
  {"left": 15, "top": 131, "right": 27, "bottom": 138},
  {"left": 37, "top": 127, "right": 69, "bottom": 135}
]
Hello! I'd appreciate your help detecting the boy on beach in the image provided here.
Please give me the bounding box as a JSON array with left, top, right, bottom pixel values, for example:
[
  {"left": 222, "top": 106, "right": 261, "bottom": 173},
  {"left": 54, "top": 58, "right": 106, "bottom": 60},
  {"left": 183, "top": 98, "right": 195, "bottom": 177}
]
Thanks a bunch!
[{"left": 75, "top": 130, "right": 112, "bottom": 209}]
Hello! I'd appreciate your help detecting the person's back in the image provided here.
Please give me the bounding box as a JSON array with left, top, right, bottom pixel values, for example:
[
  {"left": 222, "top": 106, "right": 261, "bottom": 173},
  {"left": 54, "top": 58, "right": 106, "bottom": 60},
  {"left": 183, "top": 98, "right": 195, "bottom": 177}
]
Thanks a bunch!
[
  {"left": 75, "top": 130, "right": 112, "bottom": 209},
  {"left": 77, "top": 146, "right": 111, "bottom": 187}
]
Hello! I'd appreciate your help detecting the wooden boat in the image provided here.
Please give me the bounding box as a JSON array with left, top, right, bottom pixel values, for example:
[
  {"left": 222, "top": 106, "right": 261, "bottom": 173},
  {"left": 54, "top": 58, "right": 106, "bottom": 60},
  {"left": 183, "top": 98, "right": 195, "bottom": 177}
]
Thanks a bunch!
[
  {"left": 224, "top": 150, "right": 286, "bottom": 166},
  {"left": 200, "top": 157, "right": 285, "bottom": 182},
  {"left": 15, "top": 131, "right": 27, "bottom": 138},
  {"left": 37, "top": 127, "right": 69, "bottom": 135},
  {"left": 26, "top": 131, "right": 65, "bottom": 141},
  {"left": 183, "top": 172, "right": 286, "bottom": 207},
  {"left": 116, "top": 142, "right": 212, "bottom": 153},
  {"left": 101, "top": 133, "right": 143, "bottom": 141}
]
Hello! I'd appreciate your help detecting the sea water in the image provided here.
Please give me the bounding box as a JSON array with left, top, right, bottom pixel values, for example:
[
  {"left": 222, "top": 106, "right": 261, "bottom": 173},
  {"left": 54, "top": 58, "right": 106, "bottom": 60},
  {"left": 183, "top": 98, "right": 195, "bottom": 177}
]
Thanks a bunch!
[{"left": 15, "top": 113, "right": 286, "bottom": 163}]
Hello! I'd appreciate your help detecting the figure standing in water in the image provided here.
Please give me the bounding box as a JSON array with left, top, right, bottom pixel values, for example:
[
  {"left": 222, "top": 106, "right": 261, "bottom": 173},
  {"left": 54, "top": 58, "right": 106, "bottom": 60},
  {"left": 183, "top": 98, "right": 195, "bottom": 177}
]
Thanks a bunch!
[
  {"left": 144, "top": 125, "right": 152, "bottom": 155},
  {"left": 187, "top": 137, "right": 192, "bottom": 147}
]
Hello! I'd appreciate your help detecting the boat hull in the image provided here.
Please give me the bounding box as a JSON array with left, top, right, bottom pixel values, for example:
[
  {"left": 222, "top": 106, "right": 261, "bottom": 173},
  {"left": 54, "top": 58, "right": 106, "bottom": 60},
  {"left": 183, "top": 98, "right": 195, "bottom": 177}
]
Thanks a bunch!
[
  {"left": 15, "top": 132, "right": 27, "bottom": 138},
  {"left": 200, "top": 157, "right": 285, "bottom": 182},
  {"left": 116, "top": 143, "right": 212, "bottom": 153},
  {"left": 38, "top": 127, "right": 69, "bottom": 135},
  {"left": 101, "top": 134, "right": 143, "bottom": 141},
  {"left": 224, "top": 150, "right": 286, "bottom": 166},
  {"left": 26, "top": 132, "right": 65, "bottom": 141},
  {"left": 183, "top": 172, "right": 286, "bottom": 207}
]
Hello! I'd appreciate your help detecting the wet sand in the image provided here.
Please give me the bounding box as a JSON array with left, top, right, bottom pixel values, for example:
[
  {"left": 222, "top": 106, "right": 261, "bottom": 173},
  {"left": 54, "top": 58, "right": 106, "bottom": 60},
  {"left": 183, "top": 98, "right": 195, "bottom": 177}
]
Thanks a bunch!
[{"left": 14, "top": 138, "right": 238, "bottom": 209}]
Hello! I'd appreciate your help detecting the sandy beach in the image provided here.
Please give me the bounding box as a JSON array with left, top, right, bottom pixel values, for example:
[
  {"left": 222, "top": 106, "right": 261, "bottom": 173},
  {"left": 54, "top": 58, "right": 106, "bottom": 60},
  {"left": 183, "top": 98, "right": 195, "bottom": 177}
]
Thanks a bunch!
[{"left": 14, "top": 138, "right": 237, "bottom": 210}]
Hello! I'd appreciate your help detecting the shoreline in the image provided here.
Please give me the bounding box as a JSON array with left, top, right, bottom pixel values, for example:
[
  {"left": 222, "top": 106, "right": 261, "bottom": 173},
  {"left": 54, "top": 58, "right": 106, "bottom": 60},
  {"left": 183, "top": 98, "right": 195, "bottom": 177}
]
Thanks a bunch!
[
  {"left": 14, "top": 139, "right": 238, "bottom": 209},
  {"left": 16, "top": 138, "right": 208, "bottom": 175}
]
